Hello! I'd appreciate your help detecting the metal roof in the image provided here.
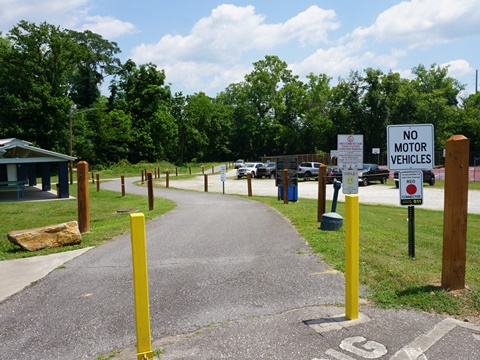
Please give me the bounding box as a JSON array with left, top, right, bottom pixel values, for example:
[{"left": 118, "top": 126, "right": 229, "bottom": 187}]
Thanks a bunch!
[{"left": 0, "top": 138, "right": 75, "bottom": 164}]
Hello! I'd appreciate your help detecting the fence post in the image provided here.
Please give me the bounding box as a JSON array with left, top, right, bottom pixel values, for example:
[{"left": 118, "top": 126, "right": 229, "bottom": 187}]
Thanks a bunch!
[
  {"left": 77, "top": 161, "right": 90, "bottom": 233},
  {"left": 121, "top": 175, "right": 125, "bottom": 197},
  {"left": 442, "top": 135, "right": 469, "bottom": 290},
  {"left": 96, "top": 174, "right": 100, "bottom": 192},
  {"left": 147, "top": 172, "right": 154, "bottom": 210}
]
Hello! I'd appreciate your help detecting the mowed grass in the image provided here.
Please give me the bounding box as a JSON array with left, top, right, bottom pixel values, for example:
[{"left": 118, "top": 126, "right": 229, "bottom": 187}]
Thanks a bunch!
[
  {"left": 0, "top": 182, "right": 175, "bottom": 260},
  {"left": 248, "top": 195, "right": 480, "bottom": 320}
]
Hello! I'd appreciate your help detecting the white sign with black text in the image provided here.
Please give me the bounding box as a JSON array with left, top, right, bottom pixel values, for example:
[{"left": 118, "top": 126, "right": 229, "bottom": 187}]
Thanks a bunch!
[
  {"left": 399, "top": 171, "right": 423, "bottom": 206},
  {"left": 338, "top": 134, "right": 364, "bottom": 170},
  {"left": 387, "top": 124, "right": 434, "bottom": 171}
]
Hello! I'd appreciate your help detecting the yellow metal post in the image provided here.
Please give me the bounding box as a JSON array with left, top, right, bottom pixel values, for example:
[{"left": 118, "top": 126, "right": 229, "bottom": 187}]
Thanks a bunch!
[
  {"left": 345, "top": 194, "right": 359, "bottom": 320},
  {"left": 129, "top": 213, "right": 153, "bottom": 360}
]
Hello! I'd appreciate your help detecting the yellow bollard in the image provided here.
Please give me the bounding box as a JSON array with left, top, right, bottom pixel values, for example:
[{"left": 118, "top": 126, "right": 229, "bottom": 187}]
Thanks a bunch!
[
  {"left": 345, "top": 194, "right": 359, "bottom": 320},
  {"left": 129, "top": 213, "right": 153, "bottom": 360}
]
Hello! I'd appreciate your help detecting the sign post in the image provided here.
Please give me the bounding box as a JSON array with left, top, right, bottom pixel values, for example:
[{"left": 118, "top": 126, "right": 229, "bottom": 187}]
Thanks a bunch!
[
  {"left": 220, "top": 165, "right": 226, "bottom": 194},
  {"left": 388, "top": 124, "right": 434, "bottom": 258},
  {"left": 399, "top": 171, "right": 423, "bottom": 258}
]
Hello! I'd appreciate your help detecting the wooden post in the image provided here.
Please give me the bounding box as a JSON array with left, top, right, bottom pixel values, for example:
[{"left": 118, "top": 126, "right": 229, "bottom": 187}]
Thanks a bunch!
[
  {"left": 141, "top": 170, "right": 144, "bottom": 184},
  {"left": 96, "top": 174, "right": 100, "bottom": 192},
  {"left": 204, "top": 174, "right": 208, "bottom": 192},
  {"left": 121, "top": 175, "right": 126, "bottom": 197},
  {"left": 77, "top": 161, "right": 90, "bottom": 233},
  {"left": 91, "top": 171, "right": 95, "bottom": 184},
  {"left": 147, "top": 172, "right": 154, "bottom": 210},
  {"left": 442, "top": 135, "right": 470, "bottom": 290},
  {"left": 166, "top": 171, "right": 170, "bottom": 188},
  {"left": 175, "top": 167, "right": 178, "bottom": 176},
  {"left": 318, "top": 164, "right": 327, "bottom": 222},
  {"left": 212, "top": 166, "right": 214, "bottom": 174},
  {"left": 283, "top": 169, "right": 288, "bottom": 204},
  {"left": 189, "top": 166, "right": 192, "bottom": 175},
  {"left": 247, "top": 172, "right": 252, "bottom": 197}
]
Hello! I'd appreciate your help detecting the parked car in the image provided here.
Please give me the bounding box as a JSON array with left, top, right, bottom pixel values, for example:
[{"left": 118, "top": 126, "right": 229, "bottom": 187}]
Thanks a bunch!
[
  {"left": 256, "top": 162, "right": 276, "bottom": 179},
  {"left": 326, "top": 167, "right": 342, "bottom": 184},
  {"left": 234, "top": 159, "right": 245, "bottom": 169},
  {"left": 358, "top": 164, "right": 390, "bottom": 186},
  {"left": 298, "top": 162, "right": 322, "bottom": 181},
  {"left": 393, "top": 170, "right": 435, "bottom": 188},
  {"left": 237, "top": 162, "right": 264, "bottom": 179}
]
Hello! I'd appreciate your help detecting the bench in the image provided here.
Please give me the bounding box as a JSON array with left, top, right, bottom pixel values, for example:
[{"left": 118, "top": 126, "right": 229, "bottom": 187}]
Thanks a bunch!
[{"left": 0, "top": 181, "right": 25, "bottom": 200}]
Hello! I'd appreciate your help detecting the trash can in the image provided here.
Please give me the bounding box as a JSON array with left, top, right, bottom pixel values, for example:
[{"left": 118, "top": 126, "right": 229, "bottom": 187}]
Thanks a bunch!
[{"left": 278, "top": 186, "right": 298, "bottom": 201}]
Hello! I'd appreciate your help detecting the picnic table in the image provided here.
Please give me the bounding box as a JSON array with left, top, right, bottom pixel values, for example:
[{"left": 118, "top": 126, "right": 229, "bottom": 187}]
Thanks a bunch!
[{"left": 0, "top": 180, "right": 26, "bottom": 200}]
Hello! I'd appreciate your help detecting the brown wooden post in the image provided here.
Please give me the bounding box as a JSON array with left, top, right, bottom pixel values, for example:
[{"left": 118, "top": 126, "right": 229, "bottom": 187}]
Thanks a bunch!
[
  {"left": 158, "top": 168, "right": 161, "bottom": 179},
  {"left": 318, "top": 164, "right": 327, "bottom": 222},
  {"left": 166, "top": 171, "right": 170, "bottom": 188},
  {"left": 189, "top": 166, "right": 192, "bottom": 175},
  {"left": 175, "top": 167, "right": 178, "bottom": 176},
  {"left": 204, "top": 174, "right": 208, "bottom": 192},
  {"left": 201, "top": 165, "right": 204, "bottom": 175},
  {"left": 77, "top": 161, "right": 90, "bottom": 233},
  {"left": 147, "top": 172, "right": 154, "bottom": 210},
  {"left": 96, "top": 174, "right": 100, "bottom": 192},
  {"left": 141, "top": 170, "right": 144, "bottom": 184},
  {"left": 442, "top": 135, "right": 470, "bottom": 290},
  {"left": 91, "top": 171, "right": 95, "bottom": 184},
  {"left": 247, "top": 172, "right": 252, "bottom": 197},
  {"left": 121, "top": 175, "right": 125, "bottom": 197},
  {"left": 283, "top": 168, "right": 288, "bottom": 204}
]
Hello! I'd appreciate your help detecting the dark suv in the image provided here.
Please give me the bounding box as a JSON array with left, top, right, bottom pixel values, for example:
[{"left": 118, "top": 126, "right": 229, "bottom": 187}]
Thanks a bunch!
[{"left": 393, "top": 170, "right": 435, "bottom": 188}]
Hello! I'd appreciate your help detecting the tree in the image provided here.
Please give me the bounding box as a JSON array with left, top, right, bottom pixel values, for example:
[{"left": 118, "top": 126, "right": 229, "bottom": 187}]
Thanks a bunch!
[
  {"left": 0, "top": 21, "right": 120, "bottom": 156},
  {"left": 109, "top": 60, "right": 177, "bottom": 162}
]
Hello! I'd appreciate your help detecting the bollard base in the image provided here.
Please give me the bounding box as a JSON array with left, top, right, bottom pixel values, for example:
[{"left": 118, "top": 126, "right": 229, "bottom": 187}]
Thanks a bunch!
[{"left": 320, "top": 212, "right": 343, "bottom": 231}]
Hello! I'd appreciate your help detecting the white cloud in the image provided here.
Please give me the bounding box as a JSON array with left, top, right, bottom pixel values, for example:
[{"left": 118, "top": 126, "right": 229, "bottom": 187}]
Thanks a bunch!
[
  {"left": 131, "top": 4, "right": 340, "bottom": 92},
  {"left": 440, "top": 59, "right": 473, "bottom": 78},
  {"left": 78, "top": 16, "right": 137, "bottom": 39},
  {"left": 0, "top": 0, "right": 136, "bottom": 40},
  {"left": 354, "top": 0, "right": 480, "bottom": 48},
  {"left": 0, "top": 0, "right": 88, "bottom": 29}
]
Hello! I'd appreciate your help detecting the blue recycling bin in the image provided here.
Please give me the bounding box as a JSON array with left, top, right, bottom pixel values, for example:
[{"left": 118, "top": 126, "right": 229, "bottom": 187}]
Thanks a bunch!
[{"left": 278, "top": 186, "right": 298, "bottom": 201}]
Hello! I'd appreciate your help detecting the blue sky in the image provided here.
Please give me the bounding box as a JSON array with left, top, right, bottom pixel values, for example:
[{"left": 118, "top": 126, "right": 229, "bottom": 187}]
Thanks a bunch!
[{"left": 1, "top": 0, "right": 478, "bottom": 97}]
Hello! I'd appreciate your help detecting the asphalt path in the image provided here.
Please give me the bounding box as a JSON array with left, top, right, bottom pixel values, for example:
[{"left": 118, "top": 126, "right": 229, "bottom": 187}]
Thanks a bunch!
[{"left": 0, "top": 174, "right": 479, "bottom": 359}]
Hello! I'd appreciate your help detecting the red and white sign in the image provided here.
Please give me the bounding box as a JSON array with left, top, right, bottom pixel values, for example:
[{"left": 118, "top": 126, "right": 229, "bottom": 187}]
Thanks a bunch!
[
  {"left": 338, "top": 134, "right": 363, "bottom": 170},
  {"left": 399, "top": 171, "right": 423, "bottom": 206}
]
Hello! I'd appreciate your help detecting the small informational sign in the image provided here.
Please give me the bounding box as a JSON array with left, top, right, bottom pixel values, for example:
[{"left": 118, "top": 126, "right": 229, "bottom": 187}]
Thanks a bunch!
[
  {"left": 338, "top": 134, "right": 364, "bottom": 170},
  {"left": 220, "top": 165, "right": 226, "bottom": 182},
  {"left": 372, "top": 148, "right": 380, "bottom": 154},
  {"left": 342, "top": 170, "right": 358, "bottom": 194},
  {"left": 399, "top": 171, "right": 423, "bottom": 206},
  {"left": 276, "top": 156, "right": 298, "bottom": 187},
  {"left": 387, "top": 124, "right": 434, "bottom": 171}
]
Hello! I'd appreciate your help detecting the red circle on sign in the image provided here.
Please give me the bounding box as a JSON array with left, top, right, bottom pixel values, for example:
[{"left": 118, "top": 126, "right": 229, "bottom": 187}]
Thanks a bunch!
[{"left": 406, "top": 184, "right": 417, "bottom": 195}]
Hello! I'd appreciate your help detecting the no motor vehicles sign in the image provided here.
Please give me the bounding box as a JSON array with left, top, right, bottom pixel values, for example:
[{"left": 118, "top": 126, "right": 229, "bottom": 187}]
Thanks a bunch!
[{"left": 387, "top": 124, "right": 434, "bottom": 171}]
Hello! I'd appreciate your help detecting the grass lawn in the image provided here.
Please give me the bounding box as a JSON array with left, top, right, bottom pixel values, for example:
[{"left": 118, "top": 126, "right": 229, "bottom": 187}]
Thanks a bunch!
[
  {"left": 0, "top": 182, "right": 175, "bottom": 260},
  {"left": 247, "top": 195, "right": 480, "bottom": 321}
]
